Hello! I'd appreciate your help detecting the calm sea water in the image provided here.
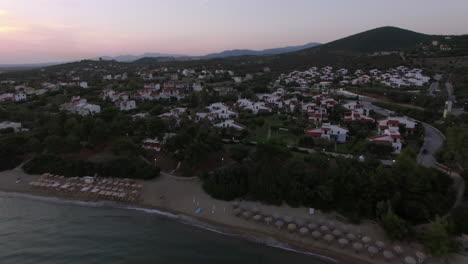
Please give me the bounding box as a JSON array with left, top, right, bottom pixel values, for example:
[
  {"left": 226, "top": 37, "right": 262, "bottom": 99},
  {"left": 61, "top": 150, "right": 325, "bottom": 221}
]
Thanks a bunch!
[{"left": 0, "top": 193, "right": 330, "bottom": 264}]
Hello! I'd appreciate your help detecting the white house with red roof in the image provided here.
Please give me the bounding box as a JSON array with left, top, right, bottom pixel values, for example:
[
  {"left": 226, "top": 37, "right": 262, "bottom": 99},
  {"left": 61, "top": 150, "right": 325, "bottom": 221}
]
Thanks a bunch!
[
  {"left": 214, "top": 120, "right": 246, "bottom": 130},
  {"left": 377, "top": 117, "right": 417, "bottom": 134},
  {"left": 305, "top": 123, "right": 348, "bottom": 143},
  {"left": 236, "top": 99, "right": 272, "bottom": 115},
  {"left": 142, "top": 138, "right": 164, "bottom": 152},
  {"left": 368, "top": 129, "right": 403, "bottom": 154},
  {"left": 308, "top": 109, "right": 328, "bottom": 124},
  {"left": 116, "top": 99, "right": 136, "bottom": 111},
  {"left": 207, "top": 103, "right": 239, "bottom": 119},
  {"left": 60, "top": 96, "right": 101, "bottom": 116}
]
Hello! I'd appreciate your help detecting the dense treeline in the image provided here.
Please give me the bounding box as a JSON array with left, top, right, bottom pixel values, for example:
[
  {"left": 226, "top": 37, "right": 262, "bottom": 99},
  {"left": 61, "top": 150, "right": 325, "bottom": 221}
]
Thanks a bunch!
[
  {"left": 23, "top": 155, "right": 160, "bottom": 180},
  {"left": 202, "top": 142, "right": 455, "bottom": 225}
]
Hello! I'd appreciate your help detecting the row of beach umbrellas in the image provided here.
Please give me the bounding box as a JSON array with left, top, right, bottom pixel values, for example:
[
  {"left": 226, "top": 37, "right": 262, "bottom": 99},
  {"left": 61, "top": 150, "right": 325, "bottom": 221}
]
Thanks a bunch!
[{"left": 232, "top": 202, "right": 428, "bottom": 263}]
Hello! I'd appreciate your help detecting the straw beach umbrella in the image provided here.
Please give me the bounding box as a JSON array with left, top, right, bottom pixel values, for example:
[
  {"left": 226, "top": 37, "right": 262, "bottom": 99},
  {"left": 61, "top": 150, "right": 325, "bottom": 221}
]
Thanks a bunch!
[
  {"left": 295, "top": 218, "right": 306, "bottom": 227},
  {"left": 299, "top": 227, "right": 309, "bottom": 236},
  {"left": 233, "top": 208, "right": 242, "bottom": 216},
  {"left": 287, "top": 223, "right": 297, "bottom": 233},
  {"left": 346, "top": 233, "right": 357, "bottom": 242},
  {"left": 332, "top": 229, "right": 343, "bottom": 237},
  {"left": 275, "top": 220, "right": 285, "bottom": 229},
  {"left": 323, "top": 234, "right": 334, "bottom": 244},
  {"left": 264, "top": 216, "right": 273, "bottom": 225},
  {"left": 272, "top": 212, "right": 281, "bottom": 220},
  {"left": 242, "top": 211, "right": 252, "bottom": 219},
  {"left": 404, "top": 256, "right": 417, "bottom": 264},
  {"left": 415, "top": 251, "right": 426, "bottom": 263},
  {"left": 307, "top": 223, "right": 318, "bottom": 230},
  {"left": 362, "top": 236, "right": 372, "bottom": 244},
  {"left": 393, "top": 245, "right": 403, "bottom": 255},
  {"left": 353, "top": 242, "right": 363, "bottom": 253},
  {"left": 320, "top": 225, "right": 330, "bottom": 233},
  {"left": 338, "top": 238, "right": 349, "bottom": 248},
  {"left": 368, "top": 246, "right": 379, "bottom": 258},
  {"left": 283, "top": 215, "right": 293, "bottom": 223},
  {"left": 376, "top": 241, "right": 386, "bottom": 249},
  {"left": 253, "top": 214, "right": 262, "bottom": 221},
  {"left": 312, "top": 231, "right": 322, "bottom": 240},
  {"left": 251, "top": 206, "right": 260, "bottom": 214},
  {"left": 383, "top": 250, "right": 394, "bottom": 262}
]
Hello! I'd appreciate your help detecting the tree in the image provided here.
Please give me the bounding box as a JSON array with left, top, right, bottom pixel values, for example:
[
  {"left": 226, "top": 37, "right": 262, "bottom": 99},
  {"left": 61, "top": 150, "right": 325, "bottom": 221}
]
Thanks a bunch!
[
  {"left": 422, "top": 216, "right": 458, "bottom": 257},
  {"left": 229, "top": 145, "right": 249, "bottom": 163},
  {"left": 111, "top": 137, "right": 139, "bottom": 156},
  {"left": 379, "top": 207, "right": 411, "bottom": 241},
  {"left": 451, "top": 205, "right": 468, "bottom": 235}
]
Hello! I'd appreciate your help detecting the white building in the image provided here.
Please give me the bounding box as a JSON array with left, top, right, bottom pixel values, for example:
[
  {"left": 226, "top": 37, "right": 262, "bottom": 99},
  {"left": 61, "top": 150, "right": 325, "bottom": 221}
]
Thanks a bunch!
[
  {"left": 79, "top": 82, "right": 89, "bottom": 89},
  {"left": 60, "top": 97, "right": 101, "bottom": 116},
  {"left": 368, "top": 129, "right": 403, "bottom": 154},
  {"left": 0, "top": 121, "right": 22, "bottom": 132},
  {"left": 305, "top": 123, "right": 348, "bottom": 143},
  {"left": 116, "top": 100, "right": 137, "bottom": 111},
  {"left": 214, "top": 119, "right": 246, "bottom": 130}
]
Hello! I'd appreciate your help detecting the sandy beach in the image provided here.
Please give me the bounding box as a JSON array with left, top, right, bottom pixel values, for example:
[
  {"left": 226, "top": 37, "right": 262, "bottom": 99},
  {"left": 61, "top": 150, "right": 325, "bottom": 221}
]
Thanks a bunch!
[{"left": 0, "top": 168, "right": 464, "bottom": 264}]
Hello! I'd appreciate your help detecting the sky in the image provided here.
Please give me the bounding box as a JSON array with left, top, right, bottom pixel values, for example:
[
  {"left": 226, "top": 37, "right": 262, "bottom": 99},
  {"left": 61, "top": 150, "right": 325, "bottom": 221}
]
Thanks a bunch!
[{"left": 1, "top": 0, "right": 468, "bottom": 64}]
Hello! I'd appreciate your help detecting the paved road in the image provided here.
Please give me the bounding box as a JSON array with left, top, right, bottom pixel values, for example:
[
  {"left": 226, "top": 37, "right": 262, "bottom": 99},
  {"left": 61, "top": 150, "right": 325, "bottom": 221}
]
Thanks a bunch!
[
  {"left": 428, "top": 82, "right": 439, "bottom": 97},
  {"left": 446, "top": 82, "right": 456, "bottom": 103},
  {"left": 341, "top": 91, "right": 445, "bottom": 168},
  {"left": 417, "top": 123, "right": 445, "bottom": 168}
]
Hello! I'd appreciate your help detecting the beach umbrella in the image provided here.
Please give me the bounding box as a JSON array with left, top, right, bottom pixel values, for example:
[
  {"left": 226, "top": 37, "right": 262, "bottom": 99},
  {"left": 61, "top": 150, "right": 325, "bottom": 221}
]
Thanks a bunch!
[
  {"left": 233, "top": 208, "right": 242, "bottom": 216},
  {"left": 383, "top": 250, "right": 394, "bottom": 261},
  {"left": 404, "top": 256, "right": 417, "bottom": 264},
  {"left": 275, "top": 220, "right": 284, "bottom": 229},
  {"left": 368, "top": 246, "right": 379, "bottom": 258},
  {"left": 362, "top": 236, "right": 372, "bottom": 244},
  {"left": 312, "top": 231, "right": 322, "bottom": 240},
  {"left": 295, "top": 218, "right": 306, "bottom": 227},
  {"left": 332, "top": 229, "right": 343, "bottom": 237},
  {"left": 376, "top": 240, "right": 386, "bottom": 249},
  {"left": 242, "top": 211, "right": 252, "bottom": 219},
  {"left": 253, "top": 214, "right": 263, "bottom": 221},
  {"left": 328, "top": 221, "right": 336, "bottom": 230},
  {"left": 287, "top": 223, "right": 297, "bottom": 233},
  {"left": 338, "top": 238, "right": 349, "bottom": 248},
  {"left": 299, "top": 227, "right": 309, "bottom": 236},
  {"left": 251, "top": 207, "right": 260, "bottom": 214},
  {"left": 320, "top": 225, "right": 330, "bottom": 233},
  {"left": 346, "top": 233, "right": 357, "bottom": 241},
  {"left": 415, "top": 251, "right": 426, "bottom": 263},
  {"left": 283, "top": 215, "right": 293, "bottom": 223},
  {"left": 232, "top": 201, "right": 239, "bottom": 208},
  {"left": 323, "top": 234, "right": 334, "bottom": 244},
  {"left": 393, "top": 245, "right": 403, "bottom": 255},
  {"left": 353, "top": 242, "right": 363, "bottom": 253},
  {"left": 272, "top": 212, "right": 281, "bottom": 220},
  {"left": 264, "top": 216, "right": 273, "bottom": 225},
  {"left": 307, "top": 223, "right": 318, "bottom": 230}
]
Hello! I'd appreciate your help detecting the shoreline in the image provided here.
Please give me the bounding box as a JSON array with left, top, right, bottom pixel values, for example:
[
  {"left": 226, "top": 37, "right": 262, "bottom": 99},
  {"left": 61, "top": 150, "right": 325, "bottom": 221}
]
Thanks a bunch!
[
  {"left": 0, "top": 168, "right": 442, "bottom": 264},
  {"left": 0, "top": 189, "right": 350, "bottom": 264}
]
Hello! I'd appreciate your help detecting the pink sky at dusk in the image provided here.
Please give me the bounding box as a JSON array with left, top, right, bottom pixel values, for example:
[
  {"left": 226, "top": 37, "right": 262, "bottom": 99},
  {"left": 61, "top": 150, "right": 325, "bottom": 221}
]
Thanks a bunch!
[{"left": 1, "top": 0, "right": 468, "bottom": 64}]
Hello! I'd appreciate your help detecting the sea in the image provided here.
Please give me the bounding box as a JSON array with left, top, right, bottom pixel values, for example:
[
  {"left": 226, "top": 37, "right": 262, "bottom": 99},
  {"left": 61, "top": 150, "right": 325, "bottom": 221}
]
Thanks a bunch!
[{"left": 0, "top": 192, "right": 332, "bottom": 264}]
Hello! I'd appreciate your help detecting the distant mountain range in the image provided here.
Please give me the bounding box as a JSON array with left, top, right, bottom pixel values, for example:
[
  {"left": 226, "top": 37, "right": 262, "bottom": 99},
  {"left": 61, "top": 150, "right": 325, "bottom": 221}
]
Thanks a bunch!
[
  {"left": 201, "top": 42, "right": 321, "bottom": 59},
  {"left": 97, "top": 42, "right": 321, "bottom": 62},
  {"left": 97, "top": 53, "right": 187, "bottom": 62}
]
